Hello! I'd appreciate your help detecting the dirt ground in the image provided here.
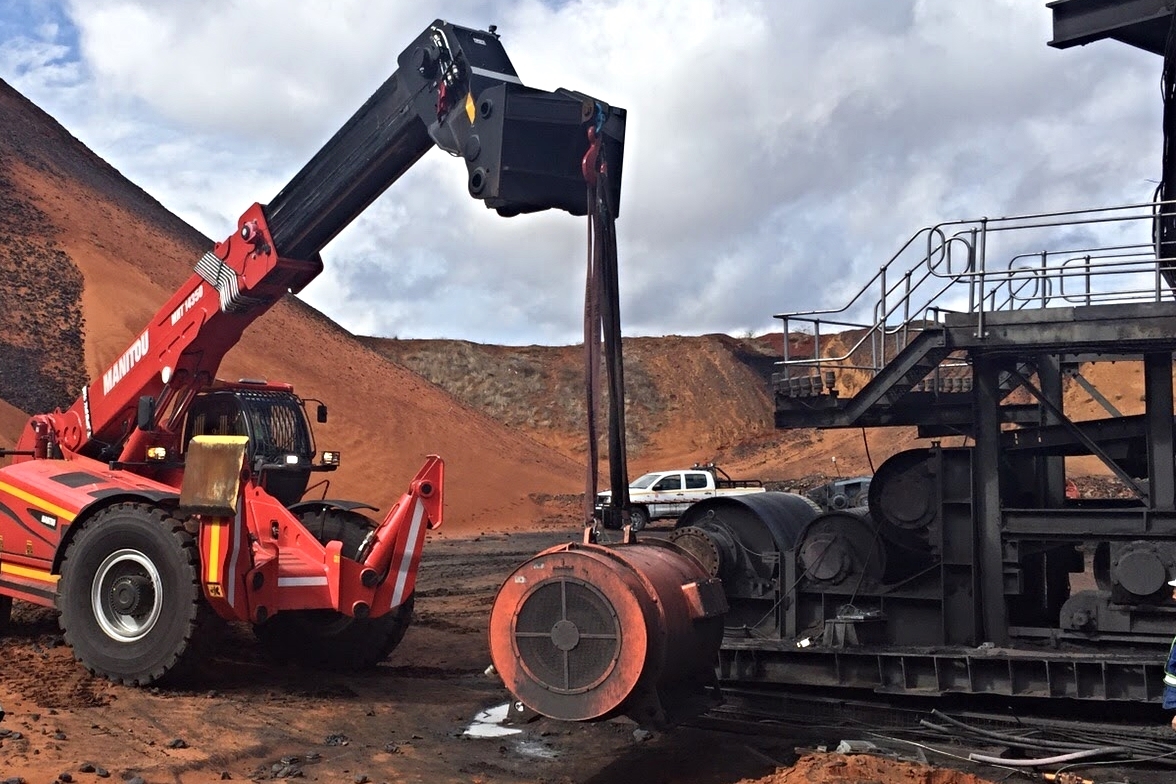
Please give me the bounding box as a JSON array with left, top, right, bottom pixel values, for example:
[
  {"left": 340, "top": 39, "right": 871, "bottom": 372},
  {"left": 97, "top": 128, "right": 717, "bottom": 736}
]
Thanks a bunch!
[{"left": 3, "top": 509, "right": 1163, "bottom": 784}]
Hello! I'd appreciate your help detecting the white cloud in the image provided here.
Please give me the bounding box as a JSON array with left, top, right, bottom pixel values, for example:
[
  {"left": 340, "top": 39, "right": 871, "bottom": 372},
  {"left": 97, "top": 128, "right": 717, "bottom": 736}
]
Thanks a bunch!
[{"left": 0, "top": 0, "right": 1166, "bottom": 344}]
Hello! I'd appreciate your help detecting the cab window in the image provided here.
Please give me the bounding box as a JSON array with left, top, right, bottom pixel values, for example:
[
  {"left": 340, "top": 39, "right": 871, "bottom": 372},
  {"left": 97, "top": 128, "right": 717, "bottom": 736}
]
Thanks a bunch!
[
  {"left": 653, "top": 475, "right": 682, "bottom": 492},
  {"left": 685, "top": 473, "right": 708, "bottom": 490},
  {"left": 184, "top": 397, "right": 245, "bottom": 447}
]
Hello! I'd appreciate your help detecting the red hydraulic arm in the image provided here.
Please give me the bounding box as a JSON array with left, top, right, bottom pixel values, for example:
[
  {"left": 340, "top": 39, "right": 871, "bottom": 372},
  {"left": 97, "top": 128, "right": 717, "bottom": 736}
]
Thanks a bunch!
[{"left": 13, "top": 19, "right": 626, "bottom": 468}]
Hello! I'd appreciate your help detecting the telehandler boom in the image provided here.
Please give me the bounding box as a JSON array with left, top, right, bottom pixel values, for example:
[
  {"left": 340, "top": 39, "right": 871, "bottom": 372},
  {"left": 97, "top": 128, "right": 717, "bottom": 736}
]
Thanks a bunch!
[{"left": 0, "top": 20, "right": 624, "bottom": 684}]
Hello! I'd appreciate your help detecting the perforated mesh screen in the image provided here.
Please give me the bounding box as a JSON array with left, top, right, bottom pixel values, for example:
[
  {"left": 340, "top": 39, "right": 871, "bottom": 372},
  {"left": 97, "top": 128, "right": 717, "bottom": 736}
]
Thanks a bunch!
[{"left": 514, "top": 578, "right": 620, "bottom": 693}]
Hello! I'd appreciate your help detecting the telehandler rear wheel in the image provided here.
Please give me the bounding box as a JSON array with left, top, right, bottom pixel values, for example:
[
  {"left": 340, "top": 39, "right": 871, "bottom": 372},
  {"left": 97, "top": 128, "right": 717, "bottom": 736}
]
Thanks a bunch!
[
  {"left": 254, "top": 508, "right": 414, "bottom": 670},
  {"left": 58, "top": 503, "right": 210, "bottom": 685},
  {"left": 0, "top": 594, "right": 11, "bottom": 635}
]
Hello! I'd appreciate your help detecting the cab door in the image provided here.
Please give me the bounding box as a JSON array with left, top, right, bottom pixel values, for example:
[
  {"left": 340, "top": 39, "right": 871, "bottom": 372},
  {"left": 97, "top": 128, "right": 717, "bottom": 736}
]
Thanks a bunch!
[
  {"left": 682, "top": 471, "right": 712, "bottom": 509},
  {"left": 649, "top": 472, "right": 686, "bottom": 518}
]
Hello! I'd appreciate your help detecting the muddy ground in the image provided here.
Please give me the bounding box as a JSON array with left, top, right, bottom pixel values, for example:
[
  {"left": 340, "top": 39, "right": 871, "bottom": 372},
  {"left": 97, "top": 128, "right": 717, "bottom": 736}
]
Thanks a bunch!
[{"left": 0, "top": 519, "right": 1169, "bottom": 784}]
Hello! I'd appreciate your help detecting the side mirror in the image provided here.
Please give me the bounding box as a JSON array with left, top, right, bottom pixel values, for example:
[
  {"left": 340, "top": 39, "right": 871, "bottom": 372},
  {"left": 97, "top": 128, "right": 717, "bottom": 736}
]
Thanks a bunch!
[
  {"left": 316, "top": 403, "right": 328, "bottom": 424},
  {"left": 137, "top": 396, "right": 156, "bottom": 431}
]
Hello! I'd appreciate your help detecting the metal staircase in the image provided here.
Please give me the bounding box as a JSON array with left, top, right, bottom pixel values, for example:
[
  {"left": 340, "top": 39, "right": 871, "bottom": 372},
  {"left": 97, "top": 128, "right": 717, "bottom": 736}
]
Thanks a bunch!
[{"left": 774, "top": 201, "right": 1176, "bottom": 430}]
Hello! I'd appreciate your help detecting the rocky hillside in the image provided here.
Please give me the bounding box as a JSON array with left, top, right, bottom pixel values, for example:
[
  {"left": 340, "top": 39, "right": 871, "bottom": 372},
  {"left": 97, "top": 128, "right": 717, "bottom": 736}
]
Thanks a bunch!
[
  {"left": 362, "top": 330, "right": 922, "bottom": 483},
  {"left": 361, "top": 333, "right": 779, "bottom": 462}
]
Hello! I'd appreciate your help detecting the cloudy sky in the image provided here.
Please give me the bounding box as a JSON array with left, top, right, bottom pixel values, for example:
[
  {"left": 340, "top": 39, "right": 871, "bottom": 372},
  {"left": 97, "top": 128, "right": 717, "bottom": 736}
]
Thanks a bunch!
[{"left": 0, "top": 1, "right": 1163, "bottom": 345}]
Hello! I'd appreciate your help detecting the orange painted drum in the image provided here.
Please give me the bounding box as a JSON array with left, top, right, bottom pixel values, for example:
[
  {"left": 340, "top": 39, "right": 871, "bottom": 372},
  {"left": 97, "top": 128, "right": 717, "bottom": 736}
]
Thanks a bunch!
[{"left": 489, "top": 538, "right": 726, "bottom": 724}]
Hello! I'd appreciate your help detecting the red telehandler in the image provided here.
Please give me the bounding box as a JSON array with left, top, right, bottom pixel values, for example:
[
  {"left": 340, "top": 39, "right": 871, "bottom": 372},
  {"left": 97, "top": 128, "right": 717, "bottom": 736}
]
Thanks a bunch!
[{"left": 0, "top": 20, "right": 625, "bottom": 685}]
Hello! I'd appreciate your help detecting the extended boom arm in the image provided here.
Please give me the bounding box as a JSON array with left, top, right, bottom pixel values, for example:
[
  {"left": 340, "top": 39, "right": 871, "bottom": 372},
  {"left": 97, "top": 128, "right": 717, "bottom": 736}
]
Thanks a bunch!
[{"left": 16, "top": 20, "right": 625, "bottom": 464}]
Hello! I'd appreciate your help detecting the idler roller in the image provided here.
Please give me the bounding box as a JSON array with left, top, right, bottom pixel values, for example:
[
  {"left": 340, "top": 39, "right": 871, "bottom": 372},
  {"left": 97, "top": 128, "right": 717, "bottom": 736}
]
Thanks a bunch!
[{"left": 489, "top": 539, "right": 726, "bottom": 724}]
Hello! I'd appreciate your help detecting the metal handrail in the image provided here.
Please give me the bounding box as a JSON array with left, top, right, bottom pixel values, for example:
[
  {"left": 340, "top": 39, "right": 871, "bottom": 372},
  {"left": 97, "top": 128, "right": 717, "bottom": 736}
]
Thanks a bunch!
[{"left": 776, "top": 201, "right": 1176, "bottom": 384}]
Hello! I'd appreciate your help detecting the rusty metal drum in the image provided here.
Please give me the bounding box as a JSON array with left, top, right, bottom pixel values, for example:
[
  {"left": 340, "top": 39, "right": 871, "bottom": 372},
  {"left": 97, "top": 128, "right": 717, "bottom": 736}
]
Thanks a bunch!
[{"left": 488, "top": 538, "right": 726, "bottom": 724}]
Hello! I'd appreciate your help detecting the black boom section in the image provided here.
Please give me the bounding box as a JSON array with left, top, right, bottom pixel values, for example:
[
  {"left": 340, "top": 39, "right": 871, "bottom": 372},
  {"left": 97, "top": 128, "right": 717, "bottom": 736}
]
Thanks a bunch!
[
  {"left": 263, "top": 19, "right": 626, "bottom": 261},
  {"left": 264, "top": 67, "right": 432, "bottom": 262}
]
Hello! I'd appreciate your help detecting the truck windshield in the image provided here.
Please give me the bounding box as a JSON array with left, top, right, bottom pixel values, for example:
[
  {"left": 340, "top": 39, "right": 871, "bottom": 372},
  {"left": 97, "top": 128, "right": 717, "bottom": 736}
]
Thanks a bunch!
[{"left": 630, "top": 474, "right": 660, "bottom": 489}]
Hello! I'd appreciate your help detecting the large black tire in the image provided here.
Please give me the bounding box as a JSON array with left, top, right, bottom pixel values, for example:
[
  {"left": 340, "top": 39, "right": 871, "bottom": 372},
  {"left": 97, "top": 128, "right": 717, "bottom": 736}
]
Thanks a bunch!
[
  {"left": 628, "top": 506, "right": 650, "bottom": 532},
  {"left": 254, "top": 508, "right": 414, "bottom": 670},
  {"left": 57, "top": 502, "right": 210, "bottom": 685}
]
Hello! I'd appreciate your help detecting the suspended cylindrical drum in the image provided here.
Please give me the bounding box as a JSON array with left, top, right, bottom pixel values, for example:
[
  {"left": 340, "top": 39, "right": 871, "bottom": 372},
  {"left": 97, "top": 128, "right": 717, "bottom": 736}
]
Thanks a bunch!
[{"left": 489, "top": 539, "right": 726, "bottom": 724}]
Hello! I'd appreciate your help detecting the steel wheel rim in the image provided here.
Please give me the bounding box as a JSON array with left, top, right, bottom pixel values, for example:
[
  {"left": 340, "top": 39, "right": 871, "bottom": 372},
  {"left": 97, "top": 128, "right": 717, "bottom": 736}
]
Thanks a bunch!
[{"left": 91, "top": 548, "right": 163, "bottom": 642}]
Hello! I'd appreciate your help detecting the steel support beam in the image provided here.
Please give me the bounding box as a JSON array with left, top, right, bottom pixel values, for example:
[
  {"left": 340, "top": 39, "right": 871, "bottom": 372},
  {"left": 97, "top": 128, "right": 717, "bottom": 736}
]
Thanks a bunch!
[
  {"left": 1048, "top": 0, "right": 1171, "bottom": 54},
  {"left": 1038, "top": 355, "right": 1067, "bottom": 507},
  {"left": 972, "top": 356, "right": 1009, "bottom": 645},
  {"left": 1144, "top": 351, "right": 1176, "bottom": 509}
]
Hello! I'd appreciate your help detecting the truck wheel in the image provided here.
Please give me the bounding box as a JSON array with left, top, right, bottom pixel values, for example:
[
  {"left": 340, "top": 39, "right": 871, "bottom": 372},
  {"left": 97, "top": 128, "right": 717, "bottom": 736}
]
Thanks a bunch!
[
  {"left": 0, "top": 594, "right": 11, "bottom": 635},
  {"left": 628, "top": 506, "right": 650, "bottom": 532},
  {"left": 254, "top": 508, "right": 414, "bottom": 670},
  {"left": 58, "top": 503, "right": 210, "bottom": 686}
]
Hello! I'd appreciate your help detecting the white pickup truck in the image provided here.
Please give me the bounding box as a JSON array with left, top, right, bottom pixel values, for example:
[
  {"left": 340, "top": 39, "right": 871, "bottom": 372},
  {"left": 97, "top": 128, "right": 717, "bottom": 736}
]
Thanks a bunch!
[{"left": 595, "top": 464, "right": 765, "bottom": 531}]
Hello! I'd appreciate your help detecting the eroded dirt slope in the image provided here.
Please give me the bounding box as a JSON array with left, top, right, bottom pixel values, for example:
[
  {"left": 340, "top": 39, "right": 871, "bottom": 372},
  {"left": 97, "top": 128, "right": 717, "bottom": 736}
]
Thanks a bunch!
[{"left": 364, "top": 332, "right": 922, "bottom": 482}]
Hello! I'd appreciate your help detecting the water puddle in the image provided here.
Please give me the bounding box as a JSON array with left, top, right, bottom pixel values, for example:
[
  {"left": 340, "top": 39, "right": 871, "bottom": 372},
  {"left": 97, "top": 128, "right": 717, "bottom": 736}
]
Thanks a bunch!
[
  {"left": 514, "top": 739, "right": 559, "bottom": 759},
  {"left": 463, "top": 703, "right": 522, "bottom": 738}
]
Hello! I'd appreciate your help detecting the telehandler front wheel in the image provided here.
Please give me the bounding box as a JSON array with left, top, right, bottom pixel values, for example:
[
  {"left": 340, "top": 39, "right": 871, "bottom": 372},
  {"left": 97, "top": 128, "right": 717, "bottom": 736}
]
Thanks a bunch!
[
  {"left": 58, "top": 503, "right": 210, "bottom": 686},
  {"left": 254, "top": 508, "right": 414, "bottom": 670}
]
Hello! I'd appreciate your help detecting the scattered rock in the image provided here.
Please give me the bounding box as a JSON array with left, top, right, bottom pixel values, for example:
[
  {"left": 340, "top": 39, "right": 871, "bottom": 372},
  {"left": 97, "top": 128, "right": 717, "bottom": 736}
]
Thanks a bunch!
[
  {"left": 325, "top": 733, "right": 350, "bottom": 746},
  {"left": 166, "top": 738, "right": 188, "bottom": 749},
  {"left": 269, "top": 762, "right": 303, "bottom": 779},
  {"left": 632, "top": 728, "right": 653, "bottom": 742}
]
